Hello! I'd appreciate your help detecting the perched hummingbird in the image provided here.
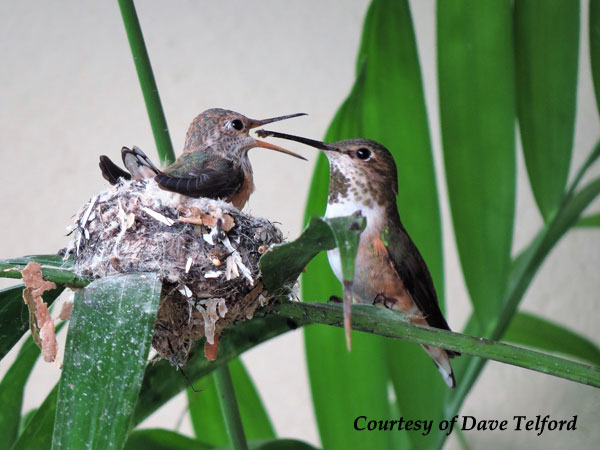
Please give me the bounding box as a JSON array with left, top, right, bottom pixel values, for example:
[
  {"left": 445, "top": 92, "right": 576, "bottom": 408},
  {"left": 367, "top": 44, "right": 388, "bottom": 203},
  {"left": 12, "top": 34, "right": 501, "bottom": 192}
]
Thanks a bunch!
[
  {"left": 99, "top": 108, "right": 306, "bottom": 209},
  {"left": 257, "top": 129, "right": 459, "bottom": 388}
]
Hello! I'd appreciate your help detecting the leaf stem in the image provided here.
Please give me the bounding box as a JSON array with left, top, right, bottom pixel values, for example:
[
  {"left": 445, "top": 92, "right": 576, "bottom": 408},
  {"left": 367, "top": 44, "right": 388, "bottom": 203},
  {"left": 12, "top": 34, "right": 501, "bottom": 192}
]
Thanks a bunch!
[
  {"left": 276, "top": 301, "right": 600, "bottom": 388},
  {"left": 117, "top": 0, "right": 175, "bottom": 166},
  {"left": 135, "top": 297, "right": 600, "bottom": 425},
  {"left": 213, "top": 365, "right": 249, "bottom": 450}
]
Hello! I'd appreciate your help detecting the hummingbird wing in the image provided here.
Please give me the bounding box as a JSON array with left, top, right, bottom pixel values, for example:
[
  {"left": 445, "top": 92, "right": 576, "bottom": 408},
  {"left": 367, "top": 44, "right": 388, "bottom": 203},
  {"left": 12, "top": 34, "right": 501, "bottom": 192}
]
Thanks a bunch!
[
  {"left": 156, "top": 152, "right": 245, "bottom": 199},
  {"left": 385, "top": 217, "right": 459, "bottom": 357},
  {"left": 99, "top": 155, "right": 131, "bottom": 184},
  {"left": 121, "top": 146, "right": 161, "bottom": 179},
  {"left": 99, "top": 147, "right": 160, "bottom": 184}
]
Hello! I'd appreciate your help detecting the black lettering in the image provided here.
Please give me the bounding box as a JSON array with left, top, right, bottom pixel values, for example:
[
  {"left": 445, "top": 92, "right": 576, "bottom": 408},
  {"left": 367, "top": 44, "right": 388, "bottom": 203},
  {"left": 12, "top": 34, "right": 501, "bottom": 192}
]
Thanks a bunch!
[
  {"left": 488, "top": 420, "right": 500, "bottom": 431},
  {"left": 422, "top": 420, "right": 433, "bottom": 436},
  {"left": 354, "top": 416, "right": 366, "bottom": 431},
  {"left": 461, "top": 415, "right": 476, "bottom": 431},
  {"left": 513, "top": 415, "right": 526, "bottom": 430},
  {"left": 396, "top": 417, "right": 406, "bottom": 430}
]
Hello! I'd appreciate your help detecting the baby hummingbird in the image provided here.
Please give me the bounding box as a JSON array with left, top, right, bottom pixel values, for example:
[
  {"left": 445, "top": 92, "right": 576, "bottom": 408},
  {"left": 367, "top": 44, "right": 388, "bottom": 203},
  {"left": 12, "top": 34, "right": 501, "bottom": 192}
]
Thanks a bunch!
[
  {"left": 257, "top": 129, "right": 459, "bottom": 388},
  {"left": 99, "top": 108, "right": 306, "bottom": 209}
]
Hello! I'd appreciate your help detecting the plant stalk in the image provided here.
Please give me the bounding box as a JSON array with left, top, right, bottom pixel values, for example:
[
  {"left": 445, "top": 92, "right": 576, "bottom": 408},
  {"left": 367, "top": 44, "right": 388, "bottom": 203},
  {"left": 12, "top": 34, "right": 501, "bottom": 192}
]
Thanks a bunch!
[
  {"left": 135, "top": 298, "right": 600, "bottom": 425},
  {"left": 276, "top": 301, "right": 600, "bottom": 388},
  {"left": 214, "top": 365, "right": 249, "bottom": 450},
  {"left": 117, "top": 0, "right": 175, "bottom": 166}
]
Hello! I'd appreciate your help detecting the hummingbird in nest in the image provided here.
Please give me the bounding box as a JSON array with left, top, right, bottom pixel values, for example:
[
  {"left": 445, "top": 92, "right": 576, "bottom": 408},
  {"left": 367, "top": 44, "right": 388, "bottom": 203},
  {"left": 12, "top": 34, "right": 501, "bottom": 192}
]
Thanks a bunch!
[
  {"left": 99, "top": 108, "right": 307, "bottom": 209},
  {"left": 256, "top": 129, "right": 459, "bottom": 388}
]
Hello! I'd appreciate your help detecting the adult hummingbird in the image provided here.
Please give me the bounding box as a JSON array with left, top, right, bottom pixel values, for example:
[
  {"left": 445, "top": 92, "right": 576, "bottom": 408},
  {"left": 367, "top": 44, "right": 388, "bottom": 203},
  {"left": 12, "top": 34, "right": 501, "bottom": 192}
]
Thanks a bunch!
[
  {"left": 257, "top": 129, "right": 459, "bottom": 388},
  {"left": 99, "top": 108, "right": 306, "bottom": 209}
]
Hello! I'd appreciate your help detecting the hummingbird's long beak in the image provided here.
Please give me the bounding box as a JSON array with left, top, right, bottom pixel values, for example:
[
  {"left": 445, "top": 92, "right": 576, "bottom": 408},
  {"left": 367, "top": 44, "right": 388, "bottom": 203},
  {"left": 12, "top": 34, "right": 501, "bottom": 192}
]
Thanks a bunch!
[
  {"left": 249, "top": 112, "right": 307, "bottom": 129},
  {"left": 249, "top": 113, "right": 308, "bottom": 160},
  {"left": 255, "top": 130, "right": 339, "bottom": 152},
  {"left": 254, "top": 139, "right": 307, "bottom": 161}
]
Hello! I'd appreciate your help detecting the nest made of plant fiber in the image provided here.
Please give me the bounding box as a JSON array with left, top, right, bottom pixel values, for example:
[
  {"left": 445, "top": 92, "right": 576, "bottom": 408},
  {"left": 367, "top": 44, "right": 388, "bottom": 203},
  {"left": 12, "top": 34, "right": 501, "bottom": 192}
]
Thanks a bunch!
[{"left": 65, "top": 178, "right": 286, "bottom": 365}]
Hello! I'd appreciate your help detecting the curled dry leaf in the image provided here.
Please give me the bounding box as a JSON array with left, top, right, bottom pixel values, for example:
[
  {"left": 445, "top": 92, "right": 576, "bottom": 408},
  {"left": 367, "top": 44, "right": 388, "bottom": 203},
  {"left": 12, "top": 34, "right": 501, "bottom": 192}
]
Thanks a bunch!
[{"left": 21, "top": 261, "right": 58, "bottom": 362}]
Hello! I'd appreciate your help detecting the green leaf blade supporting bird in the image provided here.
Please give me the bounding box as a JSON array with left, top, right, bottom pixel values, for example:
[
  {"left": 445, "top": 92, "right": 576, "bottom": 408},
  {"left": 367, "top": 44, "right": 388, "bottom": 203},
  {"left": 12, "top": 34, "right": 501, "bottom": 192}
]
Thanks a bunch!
[
  {"left": 99, "top": 108, "right": 307, "bottom": 209},
  {"left": 258, "top": 129, "right": 459, "bottom": 388}
]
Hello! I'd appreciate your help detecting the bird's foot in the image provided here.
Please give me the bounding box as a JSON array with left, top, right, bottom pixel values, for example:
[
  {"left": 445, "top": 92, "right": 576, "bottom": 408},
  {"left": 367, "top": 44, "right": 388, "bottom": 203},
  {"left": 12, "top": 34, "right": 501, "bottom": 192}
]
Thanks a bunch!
[{"left": 373, "top": 292, "right": 395, "bottom": 309}]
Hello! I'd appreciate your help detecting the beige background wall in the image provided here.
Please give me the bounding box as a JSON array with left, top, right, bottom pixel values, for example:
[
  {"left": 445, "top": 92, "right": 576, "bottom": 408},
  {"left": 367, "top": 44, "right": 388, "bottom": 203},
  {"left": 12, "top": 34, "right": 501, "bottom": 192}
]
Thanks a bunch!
[{"left": 1, "top": 1, "right": 598, "bottom": 448}]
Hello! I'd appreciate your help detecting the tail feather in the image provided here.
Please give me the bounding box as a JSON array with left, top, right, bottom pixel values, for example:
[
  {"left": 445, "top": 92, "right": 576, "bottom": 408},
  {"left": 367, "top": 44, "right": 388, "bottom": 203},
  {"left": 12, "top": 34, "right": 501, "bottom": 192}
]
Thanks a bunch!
[
  {"left": 422, "top": 344, "right": 456, "bottom": 388},
  {"left": 121, "top": 146, "right": 161, "bottom": 180},
  {"left": 99, "top": 155, "right": 131, "bottom": 184}
]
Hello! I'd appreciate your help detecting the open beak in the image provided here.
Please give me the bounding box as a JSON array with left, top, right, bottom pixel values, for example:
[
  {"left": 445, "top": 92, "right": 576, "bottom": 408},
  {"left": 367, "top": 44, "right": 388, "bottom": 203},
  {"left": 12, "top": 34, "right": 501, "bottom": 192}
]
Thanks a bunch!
[
  {"left": 249, "top": 113, "right": 308, "bottom": 160},
  {"left": 255, "top": 129, "right": 338, "bottom": 152},
  {"left": 254, "top": 139, "right": 307, "bottom": 160},
  {"left": 249, "top": 112, "right": 307, "bottom": 129}
]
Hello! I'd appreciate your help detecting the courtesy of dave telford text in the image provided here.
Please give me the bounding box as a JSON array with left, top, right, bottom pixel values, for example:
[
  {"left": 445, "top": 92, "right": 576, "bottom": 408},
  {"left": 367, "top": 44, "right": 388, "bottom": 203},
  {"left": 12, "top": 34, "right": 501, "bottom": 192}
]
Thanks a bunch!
[{"left": 353, "top": 415, "right": 578, "bottom": 436}]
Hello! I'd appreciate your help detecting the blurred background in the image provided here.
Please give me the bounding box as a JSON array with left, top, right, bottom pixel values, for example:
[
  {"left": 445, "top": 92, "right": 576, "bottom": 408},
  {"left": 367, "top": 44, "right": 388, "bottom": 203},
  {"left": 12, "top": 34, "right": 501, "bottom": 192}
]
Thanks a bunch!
[{"left": 1, "top": 1, "right": 598, "bottom": 448}]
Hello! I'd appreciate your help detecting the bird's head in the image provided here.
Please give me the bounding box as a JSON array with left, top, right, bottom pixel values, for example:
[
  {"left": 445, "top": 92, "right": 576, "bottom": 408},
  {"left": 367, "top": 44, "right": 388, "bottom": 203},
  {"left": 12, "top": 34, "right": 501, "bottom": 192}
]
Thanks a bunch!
[
  {"left": 255, "top": 130, "right": 399, "bottom": 206},
  {"left": 183, "top": 108, "right": 307, "bottom": 161}
]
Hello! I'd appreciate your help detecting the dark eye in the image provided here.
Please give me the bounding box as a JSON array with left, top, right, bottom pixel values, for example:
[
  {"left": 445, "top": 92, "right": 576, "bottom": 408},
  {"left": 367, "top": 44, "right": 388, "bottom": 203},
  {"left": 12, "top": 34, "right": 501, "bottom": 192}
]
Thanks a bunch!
[
  {"left": 231, "top": 119, "right": 244, "bottom": 131},
  {"left": 356, "top": 147, "right": 371, "bottom": 160}
]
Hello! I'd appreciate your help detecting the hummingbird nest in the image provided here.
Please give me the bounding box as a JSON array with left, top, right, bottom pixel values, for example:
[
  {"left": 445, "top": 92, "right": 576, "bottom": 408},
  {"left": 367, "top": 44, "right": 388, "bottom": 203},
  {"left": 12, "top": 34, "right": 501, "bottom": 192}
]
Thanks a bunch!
[{"left": 65, "top": 178, "right": 285, "bottom": 365}]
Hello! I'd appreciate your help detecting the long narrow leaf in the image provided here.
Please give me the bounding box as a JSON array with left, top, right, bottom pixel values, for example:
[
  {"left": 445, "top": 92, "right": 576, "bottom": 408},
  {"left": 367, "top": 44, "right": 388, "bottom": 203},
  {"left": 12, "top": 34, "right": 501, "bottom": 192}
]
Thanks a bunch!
[
  {"left": 438, "top": 0, "right": 516, "bottom": 324},
  {"left": 11, "top": 385, "right": 57, "bottom": 450},
  {"left": 135, "top": 314, "right": 306, "bottom": 426},
  {"left": 125, "top": 432, "right": 318, "bottom": 450},
  {"left": 0, "top": 337, "right": 44, "bottom": 450},
  {"left": 0, "top": 255, "right": 85, "bottom": 286},
  {"left": 213, "top": 364, "right": 248, "bottom": 450},
  {"left": 566, "top": 140, "right": 600, "bottom": 196},
  {"left": 303, "top": 1, "right": 447, "bottom": 448},
  {"left": 360, "top": 2, "right": 446, "bottom": 448},
  {"left": 298, "top": 68, "right": 367, "bottom": 450},
  {"left": 226, "top": 359, "right": 275, "bottom": 440},
  {"left": 188, "top": 377, "right": 228, "bottom": 446},
  {"left": 17, "top": 408, "right": 38, "bottom": 438},
  {"left": 576, "top": 212, "right": 600, "bottom": 227},
  {"left": 260, "top": 217, "right": 341, "bottom": 292},
  {"left": 52, "top": 273, "right": 161, "bottom": 450},
  {"left": 439, "top": 174, "right": 600, "bottom": 447},
  {"left": 359, "top": 1, "right": 443, "bottom": 290},
  {"left": 125, "top": 429, "right": 212, "bottom": 450},
  {"left": 590, "top": 0, "right": 600, "bottom": 114},
  {"left": 0, "top": 323, "right": 64, "bottom": 450},
  {"left": 244, "top": 439, "right": 319, "bottom": 450},
  {"left": 498, "top": 176, "right": 600, "bottom": 335},
  {"left": 189, "top": 358, "right": 275, "bottom": 446},
  {"left": 515, "top": 0, "right": 580, "bottom": 220},
  {"left": 302, "top": 42, "right": 394, "bottom": 450},
  {"left": 505, "top": 311, "right": 600, "bottom": 366}
]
